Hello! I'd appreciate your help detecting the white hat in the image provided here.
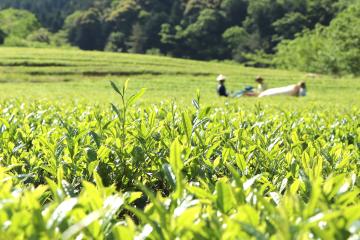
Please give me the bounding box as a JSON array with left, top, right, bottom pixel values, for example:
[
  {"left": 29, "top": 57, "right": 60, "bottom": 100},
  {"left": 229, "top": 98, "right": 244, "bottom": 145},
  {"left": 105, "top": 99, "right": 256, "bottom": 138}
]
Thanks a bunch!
[{"left": 216, "top": 74, "right": 226, "bottom": 81}]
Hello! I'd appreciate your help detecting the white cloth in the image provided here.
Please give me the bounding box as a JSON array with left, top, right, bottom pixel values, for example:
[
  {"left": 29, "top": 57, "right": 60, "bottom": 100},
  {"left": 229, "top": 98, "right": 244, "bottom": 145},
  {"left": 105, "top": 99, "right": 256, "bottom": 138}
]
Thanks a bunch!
[{"left": 258, "top": 85, "right": 297, "bottom": 97}]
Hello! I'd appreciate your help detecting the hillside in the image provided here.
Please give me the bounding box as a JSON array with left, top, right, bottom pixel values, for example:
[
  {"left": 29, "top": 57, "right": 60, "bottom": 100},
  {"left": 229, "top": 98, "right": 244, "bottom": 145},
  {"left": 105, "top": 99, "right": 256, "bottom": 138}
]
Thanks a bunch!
[{"left": 0, "top": 47, "right": 359, "bottom": 106}]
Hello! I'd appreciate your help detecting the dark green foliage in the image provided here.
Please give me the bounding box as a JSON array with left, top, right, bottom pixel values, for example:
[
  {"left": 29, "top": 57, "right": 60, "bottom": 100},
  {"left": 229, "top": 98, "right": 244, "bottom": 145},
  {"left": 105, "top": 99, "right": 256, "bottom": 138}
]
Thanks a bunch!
[
  {"left": 175, "top": 9, "right": 227, "bottom": 59},
  {"left": 272, "top": 12, "right": 308, "bottom": 41},
  {"left": 221, "top": 0, "right": 248, "bottom": 26},
  {"left": 64, "top": 8, "right": 104, "bottom": 50},
  {"left": 223, "top": 26, "right": 258, "bottom": 62},
  {"left": 106, "top": 0, "right": 140, "bottom": 36},
  {"left": 104, "top": 31, "right": 126, "bottom": 52},
  {"left": 0, "top": 28, "right": 5, "bottom": 44},
  {"left": 127, "top": 23, "right": 146, "bottom": 53},
  {"left": 275, "top": 2, "right": 360, "bottom": 75},
  {"left": 0, "top": 0, "right": 359, "bottom": 74}
]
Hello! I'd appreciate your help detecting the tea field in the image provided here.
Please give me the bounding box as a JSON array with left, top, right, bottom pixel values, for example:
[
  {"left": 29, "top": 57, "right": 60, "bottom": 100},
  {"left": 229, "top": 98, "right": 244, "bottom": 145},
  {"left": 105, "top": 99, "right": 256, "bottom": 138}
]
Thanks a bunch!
[
  {"left": 0, "top": 47, "right": 359, "bottom": 106},
  {"left": 0, "top": 47, "right": 359, "bottom": 239}
]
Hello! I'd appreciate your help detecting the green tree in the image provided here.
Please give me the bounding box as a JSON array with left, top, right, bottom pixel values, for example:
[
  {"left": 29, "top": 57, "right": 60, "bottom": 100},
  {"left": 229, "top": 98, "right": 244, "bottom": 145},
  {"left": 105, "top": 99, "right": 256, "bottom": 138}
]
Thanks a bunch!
[
  {"left": 177, "top": 8, "right": 226, "bottom": 59},
  {"left": 0, "top": 8, "right": 41, "bottom": 38},
  {"left": 64, "top": 8, "right": 104, "bottom": 50},
  {"left": 0, "top": 0, "right": 98, "bottom": 32},
  {"left": 220, "top": 0, "right": 248, "bottom": 26},
  {"left": 142, "top": 12, "right": 168, "bottom": 52},
  {"left": 222, "top": 26, "right": 250, "bottom": 61},
  {"left": 104, "top": 31, "right": 126, "bottom": 52},
  {"left": 275, "top": 2, "right": 360, "bottom": 75},
  {"left": 106, "top": 0, "right": 139, "bottom": 36},
  {"left": 27, "top": 28, "right": 52, "bottom": 44},
  {"left": 325, "top": 2, "right": 360, "bottom": 74},
  {"left": 272, "top": 12, "right": 308, "bottom": 41},
  {"left": 243, "top": 0, "right": 284, "bottom": 52},
  {"left": 274, "top": 28, "right": 327, "bottom": 73},
  {"left": 306, "top": 0, "right": 340, "bottom": 26},
  {"left": 126, "top": 23, "right": 146, "bottom": 53},
  {"left": 223, "top": 26, "right": 265, "bottom": 65}
]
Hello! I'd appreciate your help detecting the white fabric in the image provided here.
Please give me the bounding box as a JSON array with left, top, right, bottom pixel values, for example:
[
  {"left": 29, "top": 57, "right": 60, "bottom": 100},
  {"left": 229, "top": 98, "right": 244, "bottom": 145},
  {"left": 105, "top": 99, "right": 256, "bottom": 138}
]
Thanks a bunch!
[{"left": 258, "top": 85, "right": 297, "bottom": 97}]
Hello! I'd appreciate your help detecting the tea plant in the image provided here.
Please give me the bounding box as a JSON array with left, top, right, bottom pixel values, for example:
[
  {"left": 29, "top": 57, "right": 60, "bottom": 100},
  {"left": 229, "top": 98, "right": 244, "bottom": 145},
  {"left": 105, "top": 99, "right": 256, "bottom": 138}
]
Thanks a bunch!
[{"left": 0, "top": 82, "right": 359, "bottom": 239}]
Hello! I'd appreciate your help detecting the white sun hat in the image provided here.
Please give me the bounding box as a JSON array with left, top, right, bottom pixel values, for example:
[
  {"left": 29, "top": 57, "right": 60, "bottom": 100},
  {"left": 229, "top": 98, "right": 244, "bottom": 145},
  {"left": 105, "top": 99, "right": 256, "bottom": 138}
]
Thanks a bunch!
[{"left": 216, "top": 74, "right": 226, "bottom": 81}]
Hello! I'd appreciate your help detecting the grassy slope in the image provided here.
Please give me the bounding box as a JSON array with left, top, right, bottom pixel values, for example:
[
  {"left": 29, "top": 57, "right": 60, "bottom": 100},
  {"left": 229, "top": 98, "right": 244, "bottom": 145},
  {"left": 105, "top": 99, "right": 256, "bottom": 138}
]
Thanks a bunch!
[{"left": 0, "top": 47, "right": 359, "bottom": 108}]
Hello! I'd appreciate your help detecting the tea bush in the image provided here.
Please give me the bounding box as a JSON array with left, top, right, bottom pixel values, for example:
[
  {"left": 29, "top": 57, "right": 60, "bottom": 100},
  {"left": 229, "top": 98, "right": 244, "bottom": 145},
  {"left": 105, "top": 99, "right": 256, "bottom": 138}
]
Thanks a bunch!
[{"left": 0, "top": 83, "right": 359, "bottom": 239}]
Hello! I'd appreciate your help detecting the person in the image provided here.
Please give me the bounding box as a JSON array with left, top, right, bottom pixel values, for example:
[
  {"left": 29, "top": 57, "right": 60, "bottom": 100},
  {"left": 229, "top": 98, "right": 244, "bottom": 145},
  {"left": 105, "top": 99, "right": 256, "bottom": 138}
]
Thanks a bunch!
[
  {"left": 255, "top": 76, "right": 267, "bottom": 93},
  {"left": 258, "top": 81, "right": 307, "bottom": 97},
  {"left": 239, "top": 76, "right": 267, "bottom": 97},
  {"left": 215, "top": 74, "right": 271, "bottom": 98},
  {"left": 298, "top": 81, "right": 307, "bottom": 96},
  {"left": 216, "top": 74, "right": 228, "bottom": 97}
]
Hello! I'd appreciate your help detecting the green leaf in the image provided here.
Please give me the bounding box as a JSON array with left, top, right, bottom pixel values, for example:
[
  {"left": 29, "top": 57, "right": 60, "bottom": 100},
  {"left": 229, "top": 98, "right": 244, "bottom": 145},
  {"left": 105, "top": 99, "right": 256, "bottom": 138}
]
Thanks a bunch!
[
  {"left": 226, "top": 164, "right": 246, "bottom": 204},
  {"left": 46, "top": 177, "right": 64, "bottom": 201},
  {"left": 137, "top": 184, "right": 165, "bottom": 216},
  {"left": 216, "top": 178, "right": 234, "bottom": 213},
  {"left": 86, "top": 147, "right": 97, "bottom": 162},
  {"left": 125, "top": 205, "right": 164, "bottom": 240},
  {"left": 291, "top": 131, "right": 300, "bottom": 144},
  {"left": 93, "top": 171, "right": 104, "bottom": 189},
  {"left": 243, "top": 174, "right": 261, "bottom": 191},
  {"left": 124, "top": 191, "right": 143, "bottom": 204},
  {"left": 123, "top": 79, "right": 129, "bottom": 93},
  {"left": 235, "top": 154, "right": 247, "bottom": 172},
  {"left": 111, "top": 103, "right": 121, "bottom": 119},
  {"left": 62, "top": 211, "right": 102, "bottom": 240},
  {"left": 222, "top": 148, "right": 231, "bottom": 163},
  {"left": 181, "top": 112, "right": 193, "bottom": 143},
  {"left": 62, "top": 180, "right": 76, "bottom": 197},
  {"left": 170, "top": 139, "right": 184, "bottom": 171},
  {"left": 213, "top": 156, "right": 221, "bottom": 169},
  {"left": 47, "top": 198, "right": 78, "bottom": 230},
  {"left": 89, "top": 131, "right": 101, "bottom": 148},
  {"left": 127, "top": 88, "right": 146, "bottom": 106},
  {"left": 110, "top": 81, "right": 122, "bottom": 97},
  {"left": 162, "top": 164, "right": 176, "bottom": 190},
  {"left": 169, "top": 139, "right": 184, "bottom": 198},
  {"left": 187, "top": 185, "right": 216, "bottom": 201},
  {"left": 57, "top": 167, "right": 64, "bottom": 187},
  {"left": 192, "top": 99, "right": 199, "bottom": 110},
  {"left": 102, "top": 195, "right": 124, "bottom": 231}
]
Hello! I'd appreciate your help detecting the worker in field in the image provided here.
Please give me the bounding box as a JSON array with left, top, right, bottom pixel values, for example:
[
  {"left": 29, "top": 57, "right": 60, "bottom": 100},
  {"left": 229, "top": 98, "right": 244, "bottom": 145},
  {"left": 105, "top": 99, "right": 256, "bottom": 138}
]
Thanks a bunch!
[
  {"left": 216, "top": 74, "right": 229, "bottom": 97},
  {"left": 233, "top": 75, "right": 267, "bottom": 97},
  {"left": 216, "top": 74, "right": 269, "bottom": 98},
  {"left": 258, "top": 81, "right": 306, "bottom": 97},
  {"left": 255, "top": 76, "right": 267, "bottom": 93}
]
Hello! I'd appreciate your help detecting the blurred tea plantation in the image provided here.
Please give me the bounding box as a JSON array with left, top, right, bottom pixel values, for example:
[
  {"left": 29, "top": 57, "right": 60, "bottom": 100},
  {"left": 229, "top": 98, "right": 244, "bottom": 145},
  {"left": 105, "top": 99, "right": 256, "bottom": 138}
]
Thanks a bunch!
[
  {"left": 0, "top": 47, "right": 359, "bottom": 106},
  {"left": 0, "top": 47, "right": 359, "bottom": 239}
]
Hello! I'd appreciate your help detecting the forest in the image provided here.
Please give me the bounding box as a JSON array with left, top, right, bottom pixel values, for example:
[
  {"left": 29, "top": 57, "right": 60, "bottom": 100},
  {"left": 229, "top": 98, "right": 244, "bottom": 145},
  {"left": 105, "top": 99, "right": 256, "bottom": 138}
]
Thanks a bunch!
[{"left": 0, "top": 0, "right": 359, "bottom": 75}]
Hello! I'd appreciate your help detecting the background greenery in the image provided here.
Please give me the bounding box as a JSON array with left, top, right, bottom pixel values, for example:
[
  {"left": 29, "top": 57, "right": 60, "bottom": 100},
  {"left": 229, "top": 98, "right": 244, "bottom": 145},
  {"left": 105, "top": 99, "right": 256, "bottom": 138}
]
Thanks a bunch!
[{"left": 0, "top": 0, "right": 359, "bottom": 75}]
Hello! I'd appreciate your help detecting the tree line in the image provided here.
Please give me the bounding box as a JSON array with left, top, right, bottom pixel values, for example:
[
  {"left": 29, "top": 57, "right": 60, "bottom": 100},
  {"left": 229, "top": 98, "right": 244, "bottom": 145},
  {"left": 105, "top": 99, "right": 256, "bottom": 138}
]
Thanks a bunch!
[{"left": 0, "top": 0, "right": 359, "bottom": 75}]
